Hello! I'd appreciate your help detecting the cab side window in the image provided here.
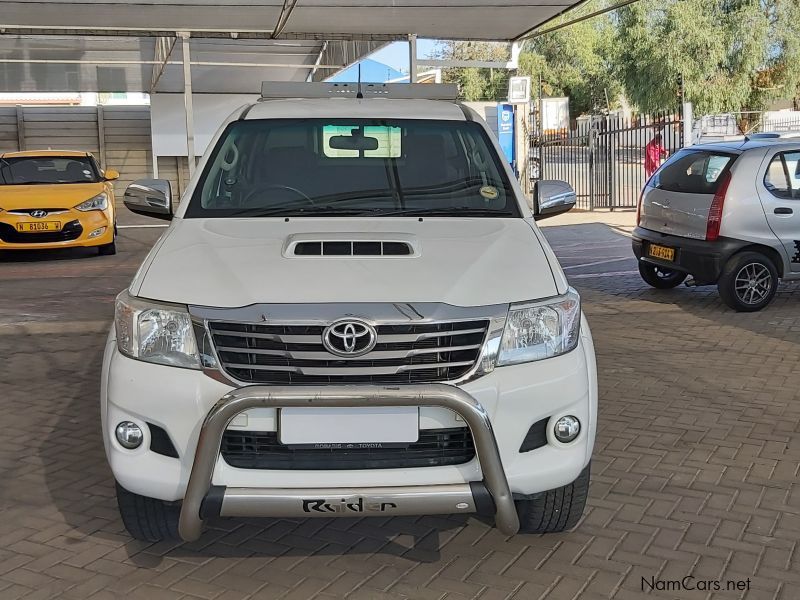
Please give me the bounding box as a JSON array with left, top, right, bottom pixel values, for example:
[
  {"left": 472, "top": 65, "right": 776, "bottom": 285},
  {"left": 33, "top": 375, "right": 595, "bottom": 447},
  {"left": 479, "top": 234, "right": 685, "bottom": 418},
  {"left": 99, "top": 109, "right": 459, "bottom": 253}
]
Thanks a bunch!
[{"left": 764, "top": 151, "right": 800, "bottom": 199}]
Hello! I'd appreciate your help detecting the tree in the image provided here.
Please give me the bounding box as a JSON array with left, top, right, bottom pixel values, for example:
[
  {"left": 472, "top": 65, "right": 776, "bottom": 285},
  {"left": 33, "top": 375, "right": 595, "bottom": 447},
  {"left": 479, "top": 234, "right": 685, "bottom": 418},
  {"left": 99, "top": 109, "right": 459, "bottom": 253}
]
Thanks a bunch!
[
  {"left": 435, "top": 41, "right": 512, "bottom": 101},
  {"left": 518, "top": 5, "right": 623, "bottom": 116},
  {"left": 615, "top": 0, "right": 800, "bottom": 114}
]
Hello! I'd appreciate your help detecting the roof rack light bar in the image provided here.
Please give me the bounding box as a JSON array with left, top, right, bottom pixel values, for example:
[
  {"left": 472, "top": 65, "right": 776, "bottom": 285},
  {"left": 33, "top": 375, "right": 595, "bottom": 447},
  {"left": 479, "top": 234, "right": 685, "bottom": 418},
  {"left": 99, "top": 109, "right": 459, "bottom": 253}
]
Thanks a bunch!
[{"left": 260, "top": 82, "right": 459, "bottom": 101}]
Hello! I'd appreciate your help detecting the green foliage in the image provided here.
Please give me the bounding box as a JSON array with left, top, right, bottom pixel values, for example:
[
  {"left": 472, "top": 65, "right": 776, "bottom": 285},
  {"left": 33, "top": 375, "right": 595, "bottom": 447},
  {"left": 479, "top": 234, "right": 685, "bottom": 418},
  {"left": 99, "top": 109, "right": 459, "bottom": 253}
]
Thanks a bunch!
[
  {"left": 518, "top": 6, "right": 622, "bottom": 115},
  {"left": 436, "top": 41, "right": 512, "bottom": 101},
  {"left": 437, "top": 0, "right": 800, "bottom": 115},
  {"left": 615, "top": 0, "right": 790, "bottom": 113}
]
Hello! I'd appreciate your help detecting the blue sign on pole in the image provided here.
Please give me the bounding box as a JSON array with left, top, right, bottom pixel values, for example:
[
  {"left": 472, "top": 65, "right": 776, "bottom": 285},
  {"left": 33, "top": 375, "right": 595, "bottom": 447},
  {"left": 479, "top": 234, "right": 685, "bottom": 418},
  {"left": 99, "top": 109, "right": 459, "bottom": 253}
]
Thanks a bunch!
[{"left": 496, "top": 103, "right": 515, "bottom": 171}]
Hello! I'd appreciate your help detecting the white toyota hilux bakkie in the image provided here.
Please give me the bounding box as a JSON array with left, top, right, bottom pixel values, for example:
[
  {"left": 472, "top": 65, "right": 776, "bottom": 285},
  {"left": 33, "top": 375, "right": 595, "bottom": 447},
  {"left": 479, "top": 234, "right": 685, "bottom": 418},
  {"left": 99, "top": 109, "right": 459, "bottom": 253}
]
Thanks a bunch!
[{"left": 102, "top": 82, "right": 597, "bottom": 542}]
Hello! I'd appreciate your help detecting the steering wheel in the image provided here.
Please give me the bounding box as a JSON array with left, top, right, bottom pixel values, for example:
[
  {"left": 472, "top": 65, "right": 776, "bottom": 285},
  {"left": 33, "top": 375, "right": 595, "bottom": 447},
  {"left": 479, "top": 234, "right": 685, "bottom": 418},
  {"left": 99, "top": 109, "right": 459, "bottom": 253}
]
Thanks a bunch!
[{"left": 240, "top": 183, "right": 316, "bottom": 208}]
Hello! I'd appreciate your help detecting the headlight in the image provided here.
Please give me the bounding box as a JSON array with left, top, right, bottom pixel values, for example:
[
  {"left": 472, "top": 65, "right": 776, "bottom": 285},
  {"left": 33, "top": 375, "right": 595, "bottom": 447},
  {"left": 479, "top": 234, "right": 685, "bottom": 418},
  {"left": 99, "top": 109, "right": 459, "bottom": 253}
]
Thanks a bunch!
[
  {"left": 75, "top": 192, "right": 108, "bottom": 212},
  {"left": 115, "top": 290, "right": 200, "bottom": 369},
  {"left": 496, "top": 288, "right": 581, "bottom": 366}
]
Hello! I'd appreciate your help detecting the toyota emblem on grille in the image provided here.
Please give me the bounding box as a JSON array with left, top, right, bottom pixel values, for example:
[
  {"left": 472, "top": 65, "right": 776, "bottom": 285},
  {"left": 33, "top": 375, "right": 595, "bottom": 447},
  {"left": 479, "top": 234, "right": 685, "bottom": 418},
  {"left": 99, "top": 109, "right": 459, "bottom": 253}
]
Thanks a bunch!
[
  {"left": 30, "top": 210, "right": 48, "bottom": 218},
  {"left": 322, "top": 319, "right": 377, "bottom": 357}
]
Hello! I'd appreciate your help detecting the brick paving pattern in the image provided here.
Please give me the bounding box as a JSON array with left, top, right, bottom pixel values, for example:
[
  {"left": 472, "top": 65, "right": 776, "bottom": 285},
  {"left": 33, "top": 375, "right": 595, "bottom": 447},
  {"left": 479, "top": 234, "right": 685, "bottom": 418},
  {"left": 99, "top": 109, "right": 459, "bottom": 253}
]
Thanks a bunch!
[{"left": 0, "top": 223, "right": 798, "bottom": 599}]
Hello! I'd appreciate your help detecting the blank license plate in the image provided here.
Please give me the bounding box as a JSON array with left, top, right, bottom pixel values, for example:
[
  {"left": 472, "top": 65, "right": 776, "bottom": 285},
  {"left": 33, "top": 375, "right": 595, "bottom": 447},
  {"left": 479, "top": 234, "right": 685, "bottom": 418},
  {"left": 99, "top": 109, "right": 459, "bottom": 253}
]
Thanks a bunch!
[
  {"left": 648, "top": 244, "right": 675, "bottom": 261},
  {"left": 15, "top": 221, "right": 61, "bottom": 232},
  {"left": 279, "top": 407, "right": 419, "bottom": 446}
]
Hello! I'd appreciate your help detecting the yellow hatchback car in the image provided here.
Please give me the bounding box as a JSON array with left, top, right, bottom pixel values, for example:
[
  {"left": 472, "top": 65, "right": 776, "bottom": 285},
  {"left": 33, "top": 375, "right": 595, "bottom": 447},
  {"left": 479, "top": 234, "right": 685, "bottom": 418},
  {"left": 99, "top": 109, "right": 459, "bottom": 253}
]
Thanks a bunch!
[{"left": 0, "top": 150, "right": 119, "bottom": 255}]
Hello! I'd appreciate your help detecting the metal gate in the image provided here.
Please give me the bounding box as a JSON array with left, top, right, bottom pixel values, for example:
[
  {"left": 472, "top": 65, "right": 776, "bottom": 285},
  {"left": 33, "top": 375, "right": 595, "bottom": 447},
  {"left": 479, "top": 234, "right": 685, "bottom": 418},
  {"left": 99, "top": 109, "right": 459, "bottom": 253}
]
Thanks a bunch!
[{"left": 530, "top": 110, "right": 683, "bottom": 210}]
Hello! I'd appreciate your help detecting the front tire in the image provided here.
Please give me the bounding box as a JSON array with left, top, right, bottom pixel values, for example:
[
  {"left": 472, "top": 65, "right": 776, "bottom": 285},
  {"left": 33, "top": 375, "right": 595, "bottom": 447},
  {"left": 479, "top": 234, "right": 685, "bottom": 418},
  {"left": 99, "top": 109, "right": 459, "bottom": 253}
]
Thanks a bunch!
[
  {"left": 717, "top": 251, "right": 778, "bottom": 312},
  {"left": 638, "top": 262, "right": 686, "bottom": 289},
  {"left": 116, "top": 482, "right": 180, "bottom": 541},
  {"left": 515, "top": 464, "right": 590, "bottom": 533}
]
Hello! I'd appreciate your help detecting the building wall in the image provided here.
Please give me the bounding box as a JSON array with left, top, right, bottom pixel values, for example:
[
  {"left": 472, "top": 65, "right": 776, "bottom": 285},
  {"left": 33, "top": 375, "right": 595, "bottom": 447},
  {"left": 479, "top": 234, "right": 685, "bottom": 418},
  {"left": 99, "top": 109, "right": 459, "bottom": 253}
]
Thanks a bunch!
[{"left": 0, "top": 105, "right": 187, "bottom": 205}]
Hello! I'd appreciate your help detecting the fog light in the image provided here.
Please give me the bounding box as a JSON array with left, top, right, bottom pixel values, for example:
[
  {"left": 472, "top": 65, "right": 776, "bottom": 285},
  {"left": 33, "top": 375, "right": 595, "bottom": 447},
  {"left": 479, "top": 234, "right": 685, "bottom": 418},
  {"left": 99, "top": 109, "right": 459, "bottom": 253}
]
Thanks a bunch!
[
  {"left": 553, "top": 416, "right": 580, "bottom": 443},
  {"left": 88, "top": 227, "right": 106, "bottom": 238},
  {"left": 115, "top": 421, "right": 143, "bottom": 449}
]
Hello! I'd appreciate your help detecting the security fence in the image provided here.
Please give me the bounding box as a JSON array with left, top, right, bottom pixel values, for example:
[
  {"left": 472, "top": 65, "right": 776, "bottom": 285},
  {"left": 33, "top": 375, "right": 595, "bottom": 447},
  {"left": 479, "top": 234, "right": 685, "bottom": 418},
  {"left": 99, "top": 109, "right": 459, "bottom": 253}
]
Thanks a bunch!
[{"left": 530, "top": 109, "right": 683, "bottom": 210}]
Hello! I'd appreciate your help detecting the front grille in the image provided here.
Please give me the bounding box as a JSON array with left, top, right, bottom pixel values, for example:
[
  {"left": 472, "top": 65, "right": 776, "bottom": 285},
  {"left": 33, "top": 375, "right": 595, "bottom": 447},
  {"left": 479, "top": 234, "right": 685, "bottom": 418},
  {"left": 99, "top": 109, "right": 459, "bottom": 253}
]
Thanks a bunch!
[
  {"left": 6, "top": 208, "right": 68, "bottom": 216},
  {"left": 0, "top": 220, "right": 82, "bottom": 243},
  {"left": 221, "top": 427, "right": 475, "bottom": 469},
  {"left": 208, "top": 319, "right": 488, "bottom": 384}
]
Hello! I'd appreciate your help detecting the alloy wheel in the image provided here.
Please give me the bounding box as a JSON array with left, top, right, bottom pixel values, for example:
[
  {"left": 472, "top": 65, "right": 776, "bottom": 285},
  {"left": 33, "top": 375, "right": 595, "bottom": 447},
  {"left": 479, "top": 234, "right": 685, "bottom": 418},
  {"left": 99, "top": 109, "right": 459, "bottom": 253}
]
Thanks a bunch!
[{"left": 734, "top": 262, "right": 772, "bottom": 305}]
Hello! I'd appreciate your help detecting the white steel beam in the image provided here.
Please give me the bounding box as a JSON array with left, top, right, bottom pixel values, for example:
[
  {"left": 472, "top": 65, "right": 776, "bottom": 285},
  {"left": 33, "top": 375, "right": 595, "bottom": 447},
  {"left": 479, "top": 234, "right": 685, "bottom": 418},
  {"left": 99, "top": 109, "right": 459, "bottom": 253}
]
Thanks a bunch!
[
  {"left": 178, "top": 32, "right": 196, "bottom": 176},
  {"left": 151, "top": 36, "right": 178, "bottom": 93},
  {"left": 306, "top": 41, "right": 328, "bottom": 82},
  {"left": 408, "top": 34, "right": 417, "bottom": 84}
]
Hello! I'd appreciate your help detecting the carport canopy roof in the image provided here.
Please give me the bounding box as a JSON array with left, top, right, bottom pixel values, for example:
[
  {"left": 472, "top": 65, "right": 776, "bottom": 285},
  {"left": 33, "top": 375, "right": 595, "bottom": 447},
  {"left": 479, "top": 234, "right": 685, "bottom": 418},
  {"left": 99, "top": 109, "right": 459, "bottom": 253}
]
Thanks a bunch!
[
  {"left": 2, "top": 1, "right": 580, "bottom": 41},
  {"left": 0, "top": 1, "right": 584, "bottom": 94}
]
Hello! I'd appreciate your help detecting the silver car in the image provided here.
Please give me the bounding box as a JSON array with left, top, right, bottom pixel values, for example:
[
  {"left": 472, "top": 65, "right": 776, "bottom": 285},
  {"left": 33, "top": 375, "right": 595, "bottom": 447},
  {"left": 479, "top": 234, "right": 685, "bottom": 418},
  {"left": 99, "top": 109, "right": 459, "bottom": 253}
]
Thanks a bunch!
[{"left": 633, "top": 138, "right": 800, "bottom": 311}]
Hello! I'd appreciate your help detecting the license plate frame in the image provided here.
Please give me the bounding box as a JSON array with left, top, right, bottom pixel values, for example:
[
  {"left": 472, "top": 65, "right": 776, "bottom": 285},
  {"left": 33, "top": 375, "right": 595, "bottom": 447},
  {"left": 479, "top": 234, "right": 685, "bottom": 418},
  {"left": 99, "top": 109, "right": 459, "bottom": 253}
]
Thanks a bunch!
[
  {"left": 647, "top": 243, "right": 675, "bottom": 262},
  {"left": 15, "top": 221, "right": 62, "bottom": 233},
  {"left": 279, "top": 406, "right": 420, "bottom": 446}
]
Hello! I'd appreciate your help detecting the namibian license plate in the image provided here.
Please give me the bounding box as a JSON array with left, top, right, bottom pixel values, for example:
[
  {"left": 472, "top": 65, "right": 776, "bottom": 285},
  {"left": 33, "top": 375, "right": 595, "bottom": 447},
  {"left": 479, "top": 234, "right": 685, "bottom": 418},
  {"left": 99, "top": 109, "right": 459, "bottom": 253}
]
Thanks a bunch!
[
  {"left": 648, "top": 243, "right": 675, "bottom": 262},
  {"left": 279, "top": 406, "right": 419, "bottom": 446},
  {"left": 15, "top": 221, "right": 61, "bottom": 233}
]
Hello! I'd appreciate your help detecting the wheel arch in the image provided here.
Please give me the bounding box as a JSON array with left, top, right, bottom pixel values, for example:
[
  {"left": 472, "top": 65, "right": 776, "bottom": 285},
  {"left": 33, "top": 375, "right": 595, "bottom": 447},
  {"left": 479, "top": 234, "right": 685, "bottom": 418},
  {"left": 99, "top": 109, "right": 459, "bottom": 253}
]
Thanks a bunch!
[{"left": 732, "top": 244, "right": 785, "bottom": 277}]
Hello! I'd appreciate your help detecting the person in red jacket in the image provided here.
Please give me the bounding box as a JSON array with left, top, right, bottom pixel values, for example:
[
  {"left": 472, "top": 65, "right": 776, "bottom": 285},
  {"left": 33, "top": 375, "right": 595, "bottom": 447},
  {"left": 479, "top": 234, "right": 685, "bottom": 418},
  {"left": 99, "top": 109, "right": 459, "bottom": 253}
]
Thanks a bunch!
[{"left": 644, "top": 133, "right": 669, "bottom": 178}]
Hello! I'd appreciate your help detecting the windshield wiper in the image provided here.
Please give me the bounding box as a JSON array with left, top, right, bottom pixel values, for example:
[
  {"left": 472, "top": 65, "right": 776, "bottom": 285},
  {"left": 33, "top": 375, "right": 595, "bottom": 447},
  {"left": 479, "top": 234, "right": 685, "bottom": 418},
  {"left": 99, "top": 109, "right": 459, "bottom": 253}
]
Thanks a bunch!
[{"left": 376, "top": 206, "right": 511, "bottom": 217}]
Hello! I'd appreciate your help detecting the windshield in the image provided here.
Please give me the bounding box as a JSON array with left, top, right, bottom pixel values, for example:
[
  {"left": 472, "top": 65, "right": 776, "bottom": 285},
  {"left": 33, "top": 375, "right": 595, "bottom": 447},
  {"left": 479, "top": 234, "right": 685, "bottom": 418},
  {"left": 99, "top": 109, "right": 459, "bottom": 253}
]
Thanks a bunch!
[
  {"left": 0, "top": 156, "right": 100, "bottom": 185},
  {"left": 186, "top": 118, "right": 520, "bottom": 218}
]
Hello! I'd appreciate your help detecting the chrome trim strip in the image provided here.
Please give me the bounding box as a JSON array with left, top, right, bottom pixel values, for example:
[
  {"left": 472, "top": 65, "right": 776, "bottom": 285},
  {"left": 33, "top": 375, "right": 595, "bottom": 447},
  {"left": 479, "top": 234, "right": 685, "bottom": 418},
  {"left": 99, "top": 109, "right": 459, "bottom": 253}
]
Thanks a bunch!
[
  {"left": 221, "top": 360, "right": 476, "bottom": 375},
  {"left": 7, "top": 209, "right": 69, "bottom": 215},
  {"left": 209, "top": 327, "right": 487, "bottom": 344},
  {"left": 178, "top": 384, "right": 520, "bottom": 541},
  {"left": 190, "top": 302, "right": 507, "bottom": 324},
  {"left": 214, "top": 343, "right": 483, "bottom": 361}
]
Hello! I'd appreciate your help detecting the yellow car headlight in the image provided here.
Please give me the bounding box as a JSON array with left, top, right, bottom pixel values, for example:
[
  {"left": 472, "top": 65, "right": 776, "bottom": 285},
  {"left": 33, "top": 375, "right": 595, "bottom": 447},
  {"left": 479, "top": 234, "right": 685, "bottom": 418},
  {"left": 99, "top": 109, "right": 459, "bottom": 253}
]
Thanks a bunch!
[{"left": 75, "top": 192, "right": 108, "bottom": 212}]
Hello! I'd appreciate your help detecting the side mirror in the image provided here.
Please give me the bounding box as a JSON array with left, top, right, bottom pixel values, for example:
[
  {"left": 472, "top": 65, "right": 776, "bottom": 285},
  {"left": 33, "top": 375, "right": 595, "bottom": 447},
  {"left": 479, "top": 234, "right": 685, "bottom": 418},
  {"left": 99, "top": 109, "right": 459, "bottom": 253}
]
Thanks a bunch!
[
  {"left": 104, "top": 168, "right": 120, "bottom": 181},
  {"left": 123, "top": 179, "right": 173, "bottom": 221},
  {"left": 534, "top": 180, "right": 576, "bottom": 221}
]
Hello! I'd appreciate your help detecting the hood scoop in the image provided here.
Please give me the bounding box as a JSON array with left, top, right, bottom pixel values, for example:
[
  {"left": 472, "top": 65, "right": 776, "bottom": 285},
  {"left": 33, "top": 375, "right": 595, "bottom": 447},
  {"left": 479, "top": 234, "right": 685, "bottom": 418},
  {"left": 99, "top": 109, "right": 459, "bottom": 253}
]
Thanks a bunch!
[{"left": 284, "top": 233, "right": 419, "bottom": 258}]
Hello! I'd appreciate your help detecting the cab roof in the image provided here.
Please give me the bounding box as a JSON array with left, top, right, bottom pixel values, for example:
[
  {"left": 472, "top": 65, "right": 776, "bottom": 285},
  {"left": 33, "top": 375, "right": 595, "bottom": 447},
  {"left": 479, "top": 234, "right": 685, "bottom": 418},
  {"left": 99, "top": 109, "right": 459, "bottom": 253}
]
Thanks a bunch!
[
  {"left": 690, "top": 138, "right": 800, "bottom": 154},
  {"left": 1, "top": 150, "right": 92, "bottom": 158},
  {"left": 243, "top": 98, "right": 467, "bottom": 122}
]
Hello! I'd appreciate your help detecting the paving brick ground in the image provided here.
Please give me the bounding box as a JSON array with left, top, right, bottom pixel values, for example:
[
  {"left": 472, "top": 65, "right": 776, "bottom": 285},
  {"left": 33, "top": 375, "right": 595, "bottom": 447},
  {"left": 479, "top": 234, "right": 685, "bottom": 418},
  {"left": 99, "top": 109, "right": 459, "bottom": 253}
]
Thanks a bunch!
[{"left": 0, "top": 223, "right": 798, "bottom": 600}]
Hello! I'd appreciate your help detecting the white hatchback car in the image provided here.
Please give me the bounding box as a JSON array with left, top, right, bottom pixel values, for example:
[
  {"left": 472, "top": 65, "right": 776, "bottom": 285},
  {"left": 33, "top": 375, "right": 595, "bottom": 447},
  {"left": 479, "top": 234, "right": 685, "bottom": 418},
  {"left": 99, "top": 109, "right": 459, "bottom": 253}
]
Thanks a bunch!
[
  {"left": 102, "top": 83, "right": 597, "bottom": 542},
  {"left": 634, "top": 138, "right": 800, "bottom": 311}
]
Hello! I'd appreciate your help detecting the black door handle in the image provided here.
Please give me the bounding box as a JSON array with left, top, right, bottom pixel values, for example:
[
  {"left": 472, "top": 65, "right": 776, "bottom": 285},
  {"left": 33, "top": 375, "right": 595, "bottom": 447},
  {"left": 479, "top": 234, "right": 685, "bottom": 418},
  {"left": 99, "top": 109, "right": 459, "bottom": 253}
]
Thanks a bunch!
[{"left": 774, "top": 207, "right": 793, "bottom": 215}]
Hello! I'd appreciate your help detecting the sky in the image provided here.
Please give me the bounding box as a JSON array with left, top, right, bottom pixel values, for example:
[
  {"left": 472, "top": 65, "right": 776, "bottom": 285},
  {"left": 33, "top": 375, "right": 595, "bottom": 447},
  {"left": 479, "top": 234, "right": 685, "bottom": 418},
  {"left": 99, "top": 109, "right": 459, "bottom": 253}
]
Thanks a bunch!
[{"left": 367, "top": 39, "right": 440, "bottom": 73}]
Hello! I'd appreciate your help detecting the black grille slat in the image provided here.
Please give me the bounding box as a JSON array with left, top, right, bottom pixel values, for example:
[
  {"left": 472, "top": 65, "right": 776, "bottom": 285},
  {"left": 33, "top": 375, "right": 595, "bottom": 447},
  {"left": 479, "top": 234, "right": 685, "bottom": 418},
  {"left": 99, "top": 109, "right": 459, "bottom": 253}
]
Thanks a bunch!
[
  {"left": 209, "top": 319, "right": 488, "bottom": 384},
  {"left": 221, "top": 427, "right": 475, "bottom": 469},
  {"left": 292, "top": 241, "right": 413, "bottom": 256}
]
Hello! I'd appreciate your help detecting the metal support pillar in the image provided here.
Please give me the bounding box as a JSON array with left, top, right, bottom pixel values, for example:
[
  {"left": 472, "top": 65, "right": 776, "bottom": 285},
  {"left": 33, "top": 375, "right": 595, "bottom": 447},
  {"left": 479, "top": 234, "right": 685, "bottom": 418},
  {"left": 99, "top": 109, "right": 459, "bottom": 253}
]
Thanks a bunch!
[
  {"left": 178, "top": 31, "right": 196, "bottom": 176},
  {"left": 15, "top": 105, "right": 25, "bottom": 151},
  {"left": 682, "top": 101, "right": 693, "bottom": 147},
  {"left": 96, "top": 105, "right": 107, "bottom": 169},
  {"left": 408, "top": 34, "right": 418, "bottom": 83}
]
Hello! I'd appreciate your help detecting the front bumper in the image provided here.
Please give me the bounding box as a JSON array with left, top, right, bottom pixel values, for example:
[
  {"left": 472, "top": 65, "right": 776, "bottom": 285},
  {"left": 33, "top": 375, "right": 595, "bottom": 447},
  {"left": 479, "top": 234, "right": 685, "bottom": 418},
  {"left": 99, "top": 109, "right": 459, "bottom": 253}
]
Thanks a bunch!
[
  {"left": 101, "top": 317, "right": 597, "bottom": 539},
  {"left": 180, "top": 384, "right": 518, "bottom": 541},
  {"left": 0, "top": 208, "right": 113, "bottom": 249},
  {"left": 632, "top": 227, "right": 747, "bottom": 285}
]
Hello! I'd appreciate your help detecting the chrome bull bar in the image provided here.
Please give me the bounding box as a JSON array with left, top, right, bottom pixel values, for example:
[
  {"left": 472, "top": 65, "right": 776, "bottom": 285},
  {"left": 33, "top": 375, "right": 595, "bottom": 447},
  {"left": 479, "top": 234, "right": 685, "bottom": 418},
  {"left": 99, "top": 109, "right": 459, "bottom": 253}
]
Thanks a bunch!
[{"left": 178, "top": 384, "right": 520, "bottom": 541}]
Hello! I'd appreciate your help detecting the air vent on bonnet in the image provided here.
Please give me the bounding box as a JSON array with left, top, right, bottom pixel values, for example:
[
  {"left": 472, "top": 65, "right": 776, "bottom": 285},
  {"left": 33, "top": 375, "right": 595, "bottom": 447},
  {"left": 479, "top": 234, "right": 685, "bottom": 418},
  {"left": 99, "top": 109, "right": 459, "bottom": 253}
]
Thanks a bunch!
[{"left": 293, "top": 240, "right": 413, "bottom": 256}]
